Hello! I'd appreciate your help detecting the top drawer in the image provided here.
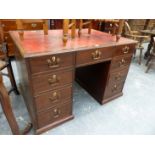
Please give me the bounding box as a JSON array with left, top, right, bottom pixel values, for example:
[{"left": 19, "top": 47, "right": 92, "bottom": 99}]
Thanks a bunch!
[
  {"left": 114, "top": 44, "right": 136, "bottom": 56},
  {"left": 29, "top": 53, "right": 75, "bottom": 74},
  {"left": 76, "top": 46, "right": 115, "bottom": 67}
]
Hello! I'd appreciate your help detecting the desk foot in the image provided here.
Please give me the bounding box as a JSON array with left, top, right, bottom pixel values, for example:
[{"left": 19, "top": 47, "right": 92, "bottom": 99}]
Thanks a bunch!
[{"left": 102, "top": 92, "right": 123, "bottom": 104}]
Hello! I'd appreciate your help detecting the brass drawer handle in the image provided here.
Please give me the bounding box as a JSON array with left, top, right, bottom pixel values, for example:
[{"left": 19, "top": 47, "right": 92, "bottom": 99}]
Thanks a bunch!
[
  {"left": 122, "top": 46, "right": 130, "bottom": 54},
  {"left": 47, "top": 56, "right": 60, "bottom": 68},
  {"left": 53, "top": 108, "right": 61, "bottom": 118},
  {"left": 48, "top": 74, "right": 60, "bottom": 85},
  {"left": 119, "top": 59, "right": 126, "bottom": 66},
  {"left": 92, "top": 50, "right": 102, "bottom": 60},
  {"left": 49, "top": 91, "right": 60, "bottom": 102},
  {"left": 31, "top": 23, "right": 37, "bottom": 28},
  {"left": 112, "top": 84, "right": 118, "bottom": 92}
]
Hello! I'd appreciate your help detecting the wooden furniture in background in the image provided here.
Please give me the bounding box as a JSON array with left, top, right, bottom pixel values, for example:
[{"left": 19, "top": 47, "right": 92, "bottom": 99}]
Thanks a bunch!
[
  {"left": 63, "top": 19, "right": 76, "bottom": 45},
  {"left": 50, "top": 19, "right": 124, "bottom": 33},
  {"left": 124, "top": 21, "right": 149, "bottom": 65},
  {"left": 0, "top": 74, "right": 20, "bottom": 134},
  {"left": 0, "top": 20, "right": 17, "bottom": 57},
  {"left": 62, "top": 19, "right": 92, "bottom": 45},
  {"left": 78, "top": 19, "right": 92, "bottom": 37},
  {"left": 0, "top": 43, "right": 19, "bottom": 94},
  {"left": 50, "top": 19, "right": 97, "bottom": 30},
  {"left": 62, "top": 19, "right": 125, "bottom": 46},
  {"left": 0, "top": 19, "right": 49, "bottom": 57},
  {"left": 128, "top": 19, "right": 155, "bottom": 31},
  {"left": 0, "top": 74, "right": 32, "bottom": 135},
  {"left": 94, "top": 19, "right": 125, "bottom": 42},
  {"left": 16, "top": 19, "right": 48, "bottom": 40},
  {"left": 50, "top": 19, "right": 63, "bottom": 29},
  {"left": 10, "top": 29, "right": 137, "bottom": 134},
  {"left": 145, "top": 37, "right": 155, "bottom": 73},
  {"left": 96, "top": 19, "right": 119, "bottom": 33},
  {"left": 140, "top": 30, "right": 155, "bottom": 59}
]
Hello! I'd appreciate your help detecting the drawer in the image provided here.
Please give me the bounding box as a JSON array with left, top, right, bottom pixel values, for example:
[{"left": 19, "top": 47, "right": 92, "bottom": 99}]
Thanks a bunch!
[
  {"left": 111, "top": 54, "right": 132, "bottom": 71},
  {"left": 23, "top": 22, "right": 44, "bottom": 30},
  {"left": 0, "top": 20, "right": 17, "bottom": 31},
  {"left": 29, "top": 53, "right": 75, "bottom": 74},
  {"left": 76, "top": 46, "right": 115, "bottom": 67},
  {"left": 114, "top": 44, "right": 135, "bottom": 56},
  {"left": 37, "top": 103, "right": 72, "bottom": 128},
  {"left": 32, "top": 69, "right": 73, "bottom": 95},
  {"left": 109, "top": 67, "right": 129, "bottom": 83},
  {"left": 104, "top": 81, "right": 124, "bottom": 98},
  {"left": 34, "top": 86, "right": 72, "bottom": 112}
]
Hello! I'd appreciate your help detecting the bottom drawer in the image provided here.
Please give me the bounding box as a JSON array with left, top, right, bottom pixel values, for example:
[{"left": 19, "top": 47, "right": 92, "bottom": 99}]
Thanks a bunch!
[
  {"left": 104, "top": 81, "right": 125, "bottom": 99},
  {"left": 37, "top": 103, "right": 72, "bottom": 128}
]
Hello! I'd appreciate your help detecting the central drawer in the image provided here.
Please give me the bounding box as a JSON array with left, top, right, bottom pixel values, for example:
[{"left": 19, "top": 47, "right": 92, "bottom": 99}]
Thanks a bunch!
[
  {"left": 76, "top": 46, "right": 115, "bottom": 67},
  {"left": 29, "top": 53, "right": 75, "bottom": 74},
  {"left": 32, "top": 69, "right": 73, "bottom": 95}
]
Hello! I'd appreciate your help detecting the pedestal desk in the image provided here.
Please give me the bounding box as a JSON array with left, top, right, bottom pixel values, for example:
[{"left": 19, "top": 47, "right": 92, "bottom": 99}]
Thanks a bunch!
[{"left": 10, "top": 29, "right": 137, "bottom": 134}]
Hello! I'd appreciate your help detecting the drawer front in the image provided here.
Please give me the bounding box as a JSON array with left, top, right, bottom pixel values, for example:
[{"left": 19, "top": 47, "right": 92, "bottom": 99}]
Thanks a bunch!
[
  {"left": 37, "top": 103, "right": 72, "bottom": 128},
  {"left": 29, "top": 53, "right": 75, "bottom": 74},
  {"left": 0, "top": 20, "right": 17, "bottom": 31},
  {"left": 109, "top": 68, "right": 129, "bottom": 83},
  {"left": 34, "top": 86, "right": 72, "bottom": 112},
  {"left": 114, "top": 44, "right": 135, "bottom": 56},
  {"left": 111, "top": 54, "right": 132, "bottom": 71},
  {"left": 104, "top": 81, "right": 124, "bottom": 98},
  {"left": 32, "top": 69, "right": 73, "bottom": 95},
  {"left": 76, "top": 47, "right": 115, "bottom": 67},
  {"left": 24, "top": 23, "right": 43, "bottom": 30}
]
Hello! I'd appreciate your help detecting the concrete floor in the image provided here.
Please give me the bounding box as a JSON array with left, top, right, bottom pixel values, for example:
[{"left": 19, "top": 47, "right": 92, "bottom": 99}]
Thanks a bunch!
[{"left": 0, "top": 43, "right": 155, "bottom": 135}]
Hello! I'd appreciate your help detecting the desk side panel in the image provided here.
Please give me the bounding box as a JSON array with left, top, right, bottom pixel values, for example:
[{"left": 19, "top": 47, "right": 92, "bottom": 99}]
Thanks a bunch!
[{"left": 14, "top": 46, "right": 38, "bottom": 129}]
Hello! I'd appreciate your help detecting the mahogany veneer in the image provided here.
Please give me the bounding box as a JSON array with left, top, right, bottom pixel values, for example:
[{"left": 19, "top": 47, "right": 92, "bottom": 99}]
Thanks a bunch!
[{"left": 9, "top": 29, "right": 137, "bottom": 134}]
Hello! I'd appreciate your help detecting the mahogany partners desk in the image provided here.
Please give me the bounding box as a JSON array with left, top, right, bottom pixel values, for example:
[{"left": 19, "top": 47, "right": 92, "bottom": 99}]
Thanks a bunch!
[{"left": 10, "top": 29, "right": 137, "bottom": 134}]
